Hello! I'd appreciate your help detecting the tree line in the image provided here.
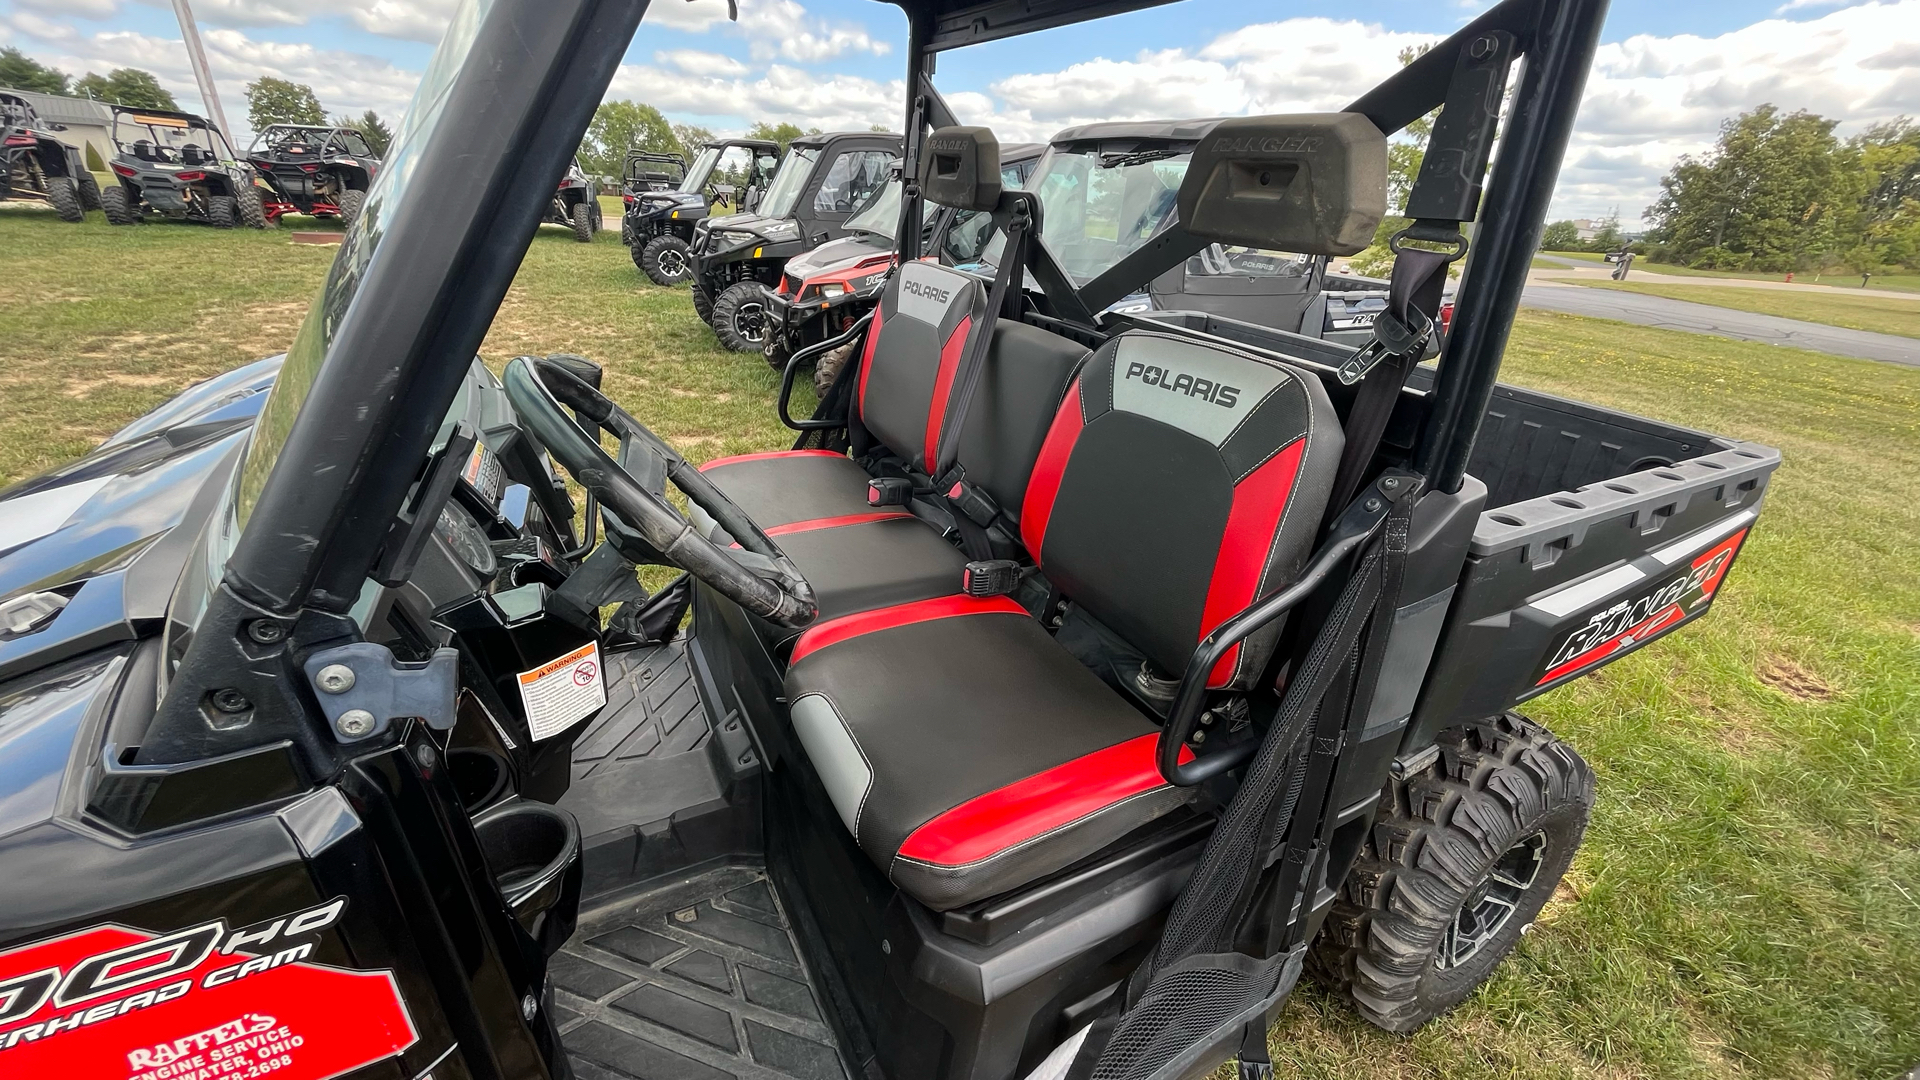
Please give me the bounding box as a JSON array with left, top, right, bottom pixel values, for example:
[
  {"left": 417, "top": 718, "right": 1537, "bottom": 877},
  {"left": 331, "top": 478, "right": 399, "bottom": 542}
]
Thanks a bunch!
[
  {"left": 1, "top": 46, "right": 176, "bottom": 110},
  {"left": 1643, "top": 104, "right": 1920, "bottom": 274},
  {"left": 579, "top": 99, "right": 839, "bottom": 179}
]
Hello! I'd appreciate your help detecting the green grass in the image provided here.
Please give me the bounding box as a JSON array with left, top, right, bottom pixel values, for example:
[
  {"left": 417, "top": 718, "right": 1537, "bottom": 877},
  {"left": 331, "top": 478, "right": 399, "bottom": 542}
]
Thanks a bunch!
[
  {"left": 5, "top": 205, "right": 1918, "bottom": 1080},
  {"left": 1633, "top": 263, "right": 1920, "bottom": 293},
  {"left": 1581, "top": 280, "right": 1920, "bottom": 339}
]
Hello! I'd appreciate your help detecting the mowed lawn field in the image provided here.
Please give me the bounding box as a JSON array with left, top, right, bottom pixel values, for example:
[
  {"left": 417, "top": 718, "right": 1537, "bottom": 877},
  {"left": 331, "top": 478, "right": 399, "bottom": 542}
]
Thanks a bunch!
[
  {"left": 1579, "top": 280, "right": 1920, "bottom": 340},
  {"left": 4, "top": 204, "right": 1917, "bottom": 1080}
]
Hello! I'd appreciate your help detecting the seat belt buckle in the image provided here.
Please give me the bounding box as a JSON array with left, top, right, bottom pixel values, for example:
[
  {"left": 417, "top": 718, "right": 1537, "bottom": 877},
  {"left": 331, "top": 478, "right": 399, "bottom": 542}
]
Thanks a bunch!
[
  {"left": 867, "top": 478, "right": 913, "bottom": 506},
  {"left": 1336, "top": 307, "right": 1432, "bottom": 386},
  {"left": 962, "top": 559, "right": 1020, "bottom": 597},
  {"left": 946, "top": 480, "right": 1000, "bottom": 528}
]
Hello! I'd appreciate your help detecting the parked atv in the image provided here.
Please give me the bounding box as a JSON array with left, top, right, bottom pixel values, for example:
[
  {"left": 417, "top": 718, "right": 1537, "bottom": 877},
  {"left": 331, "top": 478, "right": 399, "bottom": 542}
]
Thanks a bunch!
[
  {"left": 763, "top": 143, "right": 1042, "bottom": 389},
  {"left": 246, "top": 123, "right": 382, "bottom": 230},
  {"left": 0, "top": 6, "right": 1773, "bottom": 1080},
  {"left": 100, "top": 105, "right": 263, "bottom": 228},
  {"left": 0, "top": 90, "right": 95, "bottom": 221},
  {"left": 690, "top": 130, "right": 901, "bottom": 351},
  {"left": 545, "top": 155, "right": 600, "bottom": 242},
  {"left": 626, "top": 138, "right": 780, "bottom": 285}
]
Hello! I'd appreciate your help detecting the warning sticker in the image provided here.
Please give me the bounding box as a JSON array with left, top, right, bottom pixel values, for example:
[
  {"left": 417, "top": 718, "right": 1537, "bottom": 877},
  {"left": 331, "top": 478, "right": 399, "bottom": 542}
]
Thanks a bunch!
[
  {"left": 517, "top": 641, "right": 606, "bottom": 740},
  {"left": 0, "top": 899, "right": 418, "bottom": 1080}
]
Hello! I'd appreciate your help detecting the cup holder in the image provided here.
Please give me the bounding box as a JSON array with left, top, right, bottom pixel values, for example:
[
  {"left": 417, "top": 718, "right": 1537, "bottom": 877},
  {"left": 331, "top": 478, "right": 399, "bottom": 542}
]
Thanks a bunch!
[
  {"left": 472, "top": 801, "right": 582, "bottom": 956},
  {"left": 447, "top": 748, "right": 511, "bottom": 814}
]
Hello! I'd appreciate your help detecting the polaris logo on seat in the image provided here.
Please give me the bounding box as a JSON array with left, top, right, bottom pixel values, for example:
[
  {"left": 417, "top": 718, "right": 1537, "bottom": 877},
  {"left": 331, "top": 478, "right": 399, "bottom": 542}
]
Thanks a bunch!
[
  {"left": 1211, "top": 135, "right": 1322, "bottom": 155},
  {"left": 1124, "top": 361, "right": 1240, "bottom": 408},
  {"left": 902, "top": 279, "right": 952, "bottom": 305}
]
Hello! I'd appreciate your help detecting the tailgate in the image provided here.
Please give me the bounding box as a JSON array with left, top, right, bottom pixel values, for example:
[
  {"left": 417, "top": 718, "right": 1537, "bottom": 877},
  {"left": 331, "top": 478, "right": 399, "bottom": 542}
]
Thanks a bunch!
[{"left": 1412, "top": 442, "right": 1781, "bottom": 735}]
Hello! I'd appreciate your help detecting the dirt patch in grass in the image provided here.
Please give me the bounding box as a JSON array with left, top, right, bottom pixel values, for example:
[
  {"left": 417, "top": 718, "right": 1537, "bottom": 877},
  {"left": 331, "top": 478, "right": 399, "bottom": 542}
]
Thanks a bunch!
[{"left": 1757, "top": 657, "right": 1835, "bottom": 701}]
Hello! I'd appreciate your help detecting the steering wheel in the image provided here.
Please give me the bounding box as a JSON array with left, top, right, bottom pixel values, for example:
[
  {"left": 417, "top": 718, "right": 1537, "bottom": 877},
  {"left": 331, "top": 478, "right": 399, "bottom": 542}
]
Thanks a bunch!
[{"left": 502, "top": 356, "right": 817, "bottom": 628}]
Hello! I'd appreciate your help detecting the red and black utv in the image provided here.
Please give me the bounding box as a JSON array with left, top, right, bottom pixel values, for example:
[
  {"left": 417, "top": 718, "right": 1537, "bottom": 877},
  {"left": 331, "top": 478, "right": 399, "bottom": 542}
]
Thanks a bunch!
[
  {"left": 246, "top": 124, "right": 383, "bottom": 230},
  {"left": 1, "top": 90, "right": 96, "bottom": 221},
  {"left": 0, "top": 2, "right": 1780, "bottom": 1080},
  {"left": 764, "top": 141, "right": 1043, "bottom": 386},
  {"left": 99, "top": 105, "right": 265, "bottom": 228}
]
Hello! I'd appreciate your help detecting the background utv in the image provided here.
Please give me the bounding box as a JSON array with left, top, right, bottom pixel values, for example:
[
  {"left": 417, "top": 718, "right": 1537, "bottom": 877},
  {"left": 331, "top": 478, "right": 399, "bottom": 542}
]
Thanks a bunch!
[
  {"left": 246, "top": 123, "right": 383, "bottom": 230},
  {"left": 626, "top": 137, "right": 780, "bottom": 285},
  {"left": 1, "top": 90, "right": 97, "bottom": 221},
  {"left": 101, "top": 105, "right": 265, "bottom": 228}
]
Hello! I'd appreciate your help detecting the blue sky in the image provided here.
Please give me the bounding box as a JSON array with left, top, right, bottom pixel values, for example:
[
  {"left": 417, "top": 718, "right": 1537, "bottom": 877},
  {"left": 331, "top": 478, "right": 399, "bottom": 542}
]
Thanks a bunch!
[{"left": 5, "top": 0, "right": 1918, "bottom": 218}]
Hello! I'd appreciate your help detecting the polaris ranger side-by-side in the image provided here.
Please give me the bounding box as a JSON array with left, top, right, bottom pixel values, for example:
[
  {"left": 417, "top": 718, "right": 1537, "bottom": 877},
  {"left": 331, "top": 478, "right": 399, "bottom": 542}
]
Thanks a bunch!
[
  {"left": 1, "top": 90, "right": 95, "bottom": 221},
  {"left": 0, "top": 3, "right": 1781, "bottom": 1080},
  {"left": 100, "top": 105, "right": 264, "bottom": 228},
  {"left": 626, "top": 138, "right": 779, "bottom": 284},
  {"left": 246, "top": 124, "right": 383, "bottom": 230},
  {"left": 691, "top": 129, "right": 901, "bottom": 351}
]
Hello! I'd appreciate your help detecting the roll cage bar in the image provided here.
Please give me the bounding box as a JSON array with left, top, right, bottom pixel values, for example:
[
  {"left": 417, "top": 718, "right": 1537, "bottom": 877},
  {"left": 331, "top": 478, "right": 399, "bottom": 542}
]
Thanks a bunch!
[{"left": 144, "top": 0, "right": 1607, "bottom": 787}]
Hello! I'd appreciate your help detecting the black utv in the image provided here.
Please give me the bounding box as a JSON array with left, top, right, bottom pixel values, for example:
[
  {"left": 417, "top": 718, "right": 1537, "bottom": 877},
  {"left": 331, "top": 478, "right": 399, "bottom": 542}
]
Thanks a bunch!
[
  {"left": 101, "top": 105, "right": 265, "bottom": 228},
  {"left": 544, "top": 155, "right": 600, "bottom": 242},
  {"left": 690, "top": 129, "right": 901, "bottom": 351},
  {"left": 625, "top": 137, "right": 779, "bottom": 285},
  {"left": 0, "top": 4, "right": 1786, "bottom": 1080},
  {"left": 617, "top": 149, "right": 684, "bottom": 245},
  {"left": 246, "top": 123, "right": 383, "bottom": 230},
  {"left": 1, "top": 90, "right": 96, "bottom": 221}
]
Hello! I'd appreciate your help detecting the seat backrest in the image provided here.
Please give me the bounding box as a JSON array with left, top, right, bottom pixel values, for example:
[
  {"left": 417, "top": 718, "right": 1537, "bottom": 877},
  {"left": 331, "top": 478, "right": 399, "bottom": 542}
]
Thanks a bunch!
[
  {"left": 1019, "top": 330, "right": 1343, "bottom": 689},
  {"left": 855, "top": 260, "right": 990, "bottom": 475}
]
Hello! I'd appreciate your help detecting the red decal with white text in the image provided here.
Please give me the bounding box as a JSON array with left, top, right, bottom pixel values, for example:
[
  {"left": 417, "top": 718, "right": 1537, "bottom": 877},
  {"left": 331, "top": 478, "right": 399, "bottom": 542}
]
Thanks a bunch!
[
  {"left": 1535, "top": 529, "right": 1749, "bottom": 686},
  {"left": 0, "top": 899, "right": 416, "bottom": 1080}
]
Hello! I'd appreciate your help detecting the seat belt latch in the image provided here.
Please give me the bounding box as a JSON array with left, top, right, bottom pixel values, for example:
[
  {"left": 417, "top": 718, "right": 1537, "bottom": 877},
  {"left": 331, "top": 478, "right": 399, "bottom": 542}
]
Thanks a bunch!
[
  {"left": 962, "top": 559, "right": 1020, "bottom": 598},
  {"left": 945, "top": 479, "right": 1000, "bottom": 528},
  {"left": 867, "top": 478, "right": 913, "bottom": 506},
  {"left": 1336, "top": 306, "right": 1432, "bottom": 386}
]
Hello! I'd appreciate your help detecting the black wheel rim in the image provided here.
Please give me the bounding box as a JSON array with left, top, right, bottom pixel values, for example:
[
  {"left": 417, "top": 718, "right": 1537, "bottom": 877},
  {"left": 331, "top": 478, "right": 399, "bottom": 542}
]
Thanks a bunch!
[
  {"left": 658, "top": 248, "right": 687, "bottom": 278},
  {"left": 733, "top": 301, "right": 767, "bottom": 343},
  {"left": 1437, "top": 831, "right": 1546, "bottom": 970}
]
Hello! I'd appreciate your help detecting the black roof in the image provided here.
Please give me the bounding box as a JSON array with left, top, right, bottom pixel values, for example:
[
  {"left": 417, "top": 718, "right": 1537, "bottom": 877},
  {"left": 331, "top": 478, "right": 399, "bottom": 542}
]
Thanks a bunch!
[
  {"left": 877, "top": 0, "right": 1180, "bottom": 51},
  {"left": 1001, "top": 141, "right": 1045, "bottom": 163},
  {"left": 1044, "top": 119, "right": 1221, "bottom": 146},
  {"left": 789, "top": 130, "right": 904, "bottom": 150}
]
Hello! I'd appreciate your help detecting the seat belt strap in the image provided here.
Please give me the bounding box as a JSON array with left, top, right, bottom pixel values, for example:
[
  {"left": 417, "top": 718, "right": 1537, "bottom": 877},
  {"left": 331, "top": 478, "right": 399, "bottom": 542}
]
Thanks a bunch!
[
  {"left": 1323, "top": 234, "right": 1458, "bottom": 520},
  {"left": 933, "top": 196, "right": 1030, "bottom": 482}
]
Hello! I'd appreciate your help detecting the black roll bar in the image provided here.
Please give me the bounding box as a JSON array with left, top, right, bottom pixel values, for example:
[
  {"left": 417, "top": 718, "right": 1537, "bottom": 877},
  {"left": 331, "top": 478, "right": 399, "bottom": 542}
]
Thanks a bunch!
[{"left": 778, "top": 311, "right": 874, "bottom": 431}]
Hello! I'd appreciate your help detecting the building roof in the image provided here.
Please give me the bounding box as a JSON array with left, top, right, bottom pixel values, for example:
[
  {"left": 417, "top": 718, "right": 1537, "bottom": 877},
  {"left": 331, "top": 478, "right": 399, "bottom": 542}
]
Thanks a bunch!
[{"left": 0, "top": 88, "right": 114, "bottom": 129}]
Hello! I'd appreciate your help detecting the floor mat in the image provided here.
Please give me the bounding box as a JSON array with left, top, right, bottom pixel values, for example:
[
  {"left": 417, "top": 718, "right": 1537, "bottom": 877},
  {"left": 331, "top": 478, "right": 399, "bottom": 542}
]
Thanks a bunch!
[
  {"left": 571, "top": 641, "right": 708, "bottom": 780},
  {"left": 555, "top": 864, "right": 850, "bottom": 1080}
]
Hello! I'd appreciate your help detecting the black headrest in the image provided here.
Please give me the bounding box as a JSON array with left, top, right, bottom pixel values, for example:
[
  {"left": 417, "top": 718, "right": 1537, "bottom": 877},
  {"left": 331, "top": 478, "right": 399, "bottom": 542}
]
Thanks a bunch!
[
  {"left": 1177, "top": 113, "right": 1387, "bottom": 256},
  {"left": 919, "top": 126, "right": 1002, "bottom": 213}
]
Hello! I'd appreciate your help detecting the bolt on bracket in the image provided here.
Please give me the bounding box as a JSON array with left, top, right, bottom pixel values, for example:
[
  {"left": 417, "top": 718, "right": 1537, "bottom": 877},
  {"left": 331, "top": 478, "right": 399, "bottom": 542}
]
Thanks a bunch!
[{"left": 303, "top": 641, "right": 460, "bottom": 744}]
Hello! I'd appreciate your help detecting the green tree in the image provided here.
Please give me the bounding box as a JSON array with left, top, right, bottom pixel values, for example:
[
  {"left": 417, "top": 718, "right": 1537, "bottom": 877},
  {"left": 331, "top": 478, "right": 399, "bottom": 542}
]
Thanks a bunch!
[
  {"left": 1540, "top": 220, "right": 1581, "bottom": 250},
  {"left": 245, "top": 77, "right": 325, "bottom": 130},
  {"left": 73, "top": 68, "right": 177, "bottom": 110},
  {"left": 0, "top": 47, "right": 69, "bottom": 95},
  {"left": 671, "top": 123, "right": 714, "bottom": 158},
  {"left": 1646, "top": 105, "right": 1862, "bottom": 272},
  {"left": 1854, "top": 118, "right": 1920, "bottom": 269},
  {"left": 745, "top": 121, "right": 821, "bottom": 154},
  {"left": 581, "top": 99, "right": 674, "bottom": 177},
  {"left": 333, "top": 110, "right": 393, "bottom": 157}
]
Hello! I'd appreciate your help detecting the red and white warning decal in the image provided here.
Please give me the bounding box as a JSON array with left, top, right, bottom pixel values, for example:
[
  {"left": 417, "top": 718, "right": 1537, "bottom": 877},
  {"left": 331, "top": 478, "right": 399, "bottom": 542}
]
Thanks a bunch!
[
  {"left": 0, "top": 899, "right": 416, "bottom": 1080},
  {"left": 1535, "top": 527, "right": 1749, "bottom": 686},
  {"left": 516, "top": 640, "right": 605, "bottom": 741}
]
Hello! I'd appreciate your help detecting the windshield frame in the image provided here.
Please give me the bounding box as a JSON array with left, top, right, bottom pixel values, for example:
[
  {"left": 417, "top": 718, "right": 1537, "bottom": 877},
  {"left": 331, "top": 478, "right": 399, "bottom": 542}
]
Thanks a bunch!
[
  {"left": 758, "top": 146, "right": 818, "bottom": 220},
  {"left": 677, "top": 145, "right": 720, "bottom": 193},
  {"left": 843, "top": 178, "right": 901, "bottom": 242}
]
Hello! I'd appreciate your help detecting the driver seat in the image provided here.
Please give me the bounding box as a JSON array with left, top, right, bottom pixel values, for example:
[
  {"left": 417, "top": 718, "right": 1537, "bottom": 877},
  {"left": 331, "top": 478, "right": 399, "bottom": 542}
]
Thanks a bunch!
[{"left": 785, "top": 329, "right": 1343, "bottom": 909}]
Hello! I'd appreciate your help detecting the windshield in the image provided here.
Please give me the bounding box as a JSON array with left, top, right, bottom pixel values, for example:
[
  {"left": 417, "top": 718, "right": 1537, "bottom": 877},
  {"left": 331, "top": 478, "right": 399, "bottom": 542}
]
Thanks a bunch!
[
  {"left": 678, "top": 146, "right": 720, "bottom": 192},
  {"left": 844, "top": 179, "right": 901, "bottom": 241},
  {"left": 114, "top": 113, "right": 231, "bottom": 164},
  {"left": 1030, "top": 146, "right": 1188, "bottom": 285},
  {"left": 759, "top": 146, "right": 817, "bottom": 219}
]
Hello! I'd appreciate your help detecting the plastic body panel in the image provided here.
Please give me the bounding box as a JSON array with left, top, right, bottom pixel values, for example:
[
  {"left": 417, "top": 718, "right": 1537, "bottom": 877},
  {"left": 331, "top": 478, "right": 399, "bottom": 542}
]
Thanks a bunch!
[{"left": 1411, "top": 441, "right": 1780, "bottom": 745}]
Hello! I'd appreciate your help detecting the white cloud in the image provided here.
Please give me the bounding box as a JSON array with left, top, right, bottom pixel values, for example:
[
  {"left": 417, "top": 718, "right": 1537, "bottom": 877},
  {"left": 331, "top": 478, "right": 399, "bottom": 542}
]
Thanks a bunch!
[
  {"left": 0, "top": 13, "right": 422, "bottom": 139},
  {"left": 336, "top": 0, "right": 462, "bottom": 44},
  {"left": 608, "top": 59, "right": 901, "bottom": 131},
  {"left": 656, "top": 48, "right": 748, "bottom": 77},
  {"left": 13, "top": 0, "right": 119, "bottom": 21}
]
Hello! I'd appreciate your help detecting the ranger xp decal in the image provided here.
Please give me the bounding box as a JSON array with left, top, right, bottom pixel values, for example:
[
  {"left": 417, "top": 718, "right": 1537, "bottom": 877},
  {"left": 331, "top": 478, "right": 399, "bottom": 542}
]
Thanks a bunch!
[
  {"left": 1535, "top": 528, "right": 1749, "bottom": 686},
  {"left": 0, "top": 898, "right": 417, "bottom": 1080}
]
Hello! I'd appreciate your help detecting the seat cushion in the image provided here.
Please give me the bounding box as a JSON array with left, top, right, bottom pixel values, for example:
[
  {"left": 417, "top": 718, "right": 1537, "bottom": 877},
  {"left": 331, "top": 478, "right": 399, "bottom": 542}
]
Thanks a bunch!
[
  {"left": 785, "top": 596, "right": 1192, "bottom": 910},
  {"left": 697, "top": 449, "right": 881, "bottom": 530},
  {"left": 760, "top": 513, "right": 969, "bottom": 641}
]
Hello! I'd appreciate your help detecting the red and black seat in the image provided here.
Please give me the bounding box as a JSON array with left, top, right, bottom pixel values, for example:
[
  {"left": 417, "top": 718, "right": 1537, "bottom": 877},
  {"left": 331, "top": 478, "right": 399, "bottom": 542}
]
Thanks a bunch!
[
  {"left": 696, "top": 262, "right": 1088, "bottom": 631},
  {"left": 785, "top": 329, "right": 1343, "bottom": 910}
]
